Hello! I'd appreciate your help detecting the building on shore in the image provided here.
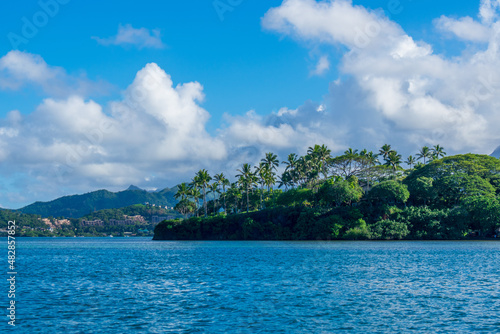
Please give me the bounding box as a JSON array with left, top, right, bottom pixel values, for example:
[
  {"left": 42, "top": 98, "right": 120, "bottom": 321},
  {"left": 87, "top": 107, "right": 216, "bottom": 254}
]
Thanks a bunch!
[{"left": 80, "top": 219, "right": 104, "bottom": 227}]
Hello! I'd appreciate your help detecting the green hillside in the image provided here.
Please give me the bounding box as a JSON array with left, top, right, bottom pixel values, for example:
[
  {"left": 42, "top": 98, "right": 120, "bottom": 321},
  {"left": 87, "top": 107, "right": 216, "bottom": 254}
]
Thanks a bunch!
[{"left": 19, "top": 186, "right": 179, "bottom": 218}]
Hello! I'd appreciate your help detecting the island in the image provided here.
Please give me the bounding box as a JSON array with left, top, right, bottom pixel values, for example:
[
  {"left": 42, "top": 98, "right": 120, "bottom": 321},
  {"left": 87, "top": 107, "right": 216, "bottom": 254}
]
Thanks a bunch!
[{"left": 154, "top": 146, "right": 500, "bottom": 241}]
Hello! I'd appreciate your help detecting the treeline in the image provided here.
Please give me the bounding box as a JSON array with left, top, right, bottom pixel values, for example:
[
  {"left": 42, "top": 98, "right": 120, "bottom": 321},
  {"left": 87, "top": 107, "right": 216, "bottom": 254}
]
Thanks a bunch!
[{"left": 154, "top": 145, "right": 500, "bottom": 240}]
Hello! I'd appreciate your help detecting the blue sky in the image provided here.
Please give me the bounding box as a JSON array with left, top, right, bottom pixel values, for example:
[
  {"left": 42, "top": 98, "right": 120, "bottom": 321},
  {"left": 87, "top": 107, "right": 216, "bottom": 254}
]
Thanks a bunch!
[{"left": 1, "top": 0, "right": 500, "bottom": 209}]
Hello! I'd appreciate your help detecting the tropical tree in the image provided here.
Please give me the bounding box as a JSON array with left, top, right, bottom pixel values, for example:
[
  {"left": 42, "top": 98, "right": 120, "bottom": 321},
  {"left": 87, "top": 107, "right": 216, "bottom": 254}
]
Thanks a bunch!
[
  {"left": 384, "top": 150, "right": 403, "bottom": 175},
  {"left": 417, "top": 146, "right": 432, "bottom": 164},
  {"left": 277, "top": 171, "right": 294, "bottom": 191},
  {"left": 261, "top": 152, "right": 280, "bottom": 172},
  {"left": 174, "top": 199, "right": 196, "bottom": 219},
  {"left": 282, "top": 153, "right": 300, "bottom": 186},
  {"left": 318, "top": 176, "right": 363, "bottom": 207},
  {"left": 367, "top": 180, "right": 410, "bottom": 205},
  {"left": 208, "top": 182, "right": 220, "bottom": 214},
  {"left": 213, "top": 173, "right": 228, "bottom": 212},
  {"left": 406, "top": 155, "right": 416, "bottom": 170},
  {"left": 432, "top": 145, "right": 446, "bottom": 160},
  {"left": 187, "top": 186, "right": 202, "bottom": 217},
  {"left": 255, "top": 163, "right": 269, "bottom": 209},
  {"left": 404, "top": 154, "right": 500, "bottom": 207},
  {"left": 379, "top": 144, "right": 393, "bottom": 161},
  {"left": 193, "top": 169, "right": 212, "bottom": 217},
  {"left": 226, "top": 182, "right": 242, "bottom": 214},
  {"left": 357, "top": 150, "right": 380, "bottom": 191},
  {"left": 308, "top": 144, "right": 332, "bottom": 179},
  {"left": 462, "top": 196, "right": 500, "bottom": 236},
  {"left": 261, "top": 152, "right": 279, "bottom": 193},
  {"left": 407, "top": 176, "right": 436, "bottom": 206},
  {"left": 174, "top": 183, "right": 190, "bottom": 201},
  {"left": 236, "top": 163, "right": 257, "bottom": 212}
]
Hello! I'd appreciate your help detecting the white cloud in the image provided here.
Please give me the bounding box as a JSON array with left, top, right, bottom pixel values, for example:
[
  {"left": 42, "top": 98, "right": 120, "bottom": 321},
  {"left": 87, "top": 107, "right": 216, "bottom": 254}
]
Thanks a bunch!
[
  {"left": 0, "top": 50, "right": 112, "bottom": 97},
  {"left": 262, "top": 0, "right": 431, "bottom": 56},
  {"left": 93, "top": 24, "right": 165, "bottom": 49},
  {"left": 480, "top": 0, "right": 500, "bottom": 24},
  {"left": 0, "top": 62, "right": 227, "bottom": 207},
  {"left": 435, "top": 16, "right": 491, "bottom": 42},
  {"left": 262, "top": 0, "right": 500, "bottom": 154},
  {"left": 219, "top": 101, "right": 345, "bottom": 169},
  {"left": 311, "top": 55, "right": 330, "bottom": 76},
  {"left": 435, "top": 0, "right": 500, "bottom": 42}
]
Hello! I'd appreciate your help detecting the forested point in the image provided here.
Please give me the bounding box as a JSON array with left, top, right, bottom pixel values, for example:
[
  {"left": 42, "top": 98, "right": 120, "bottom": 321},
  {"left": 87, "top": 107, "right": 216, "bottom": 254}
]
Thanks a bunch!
[{"left": 154, "top": 146, "right": 500, "bottom": 240}]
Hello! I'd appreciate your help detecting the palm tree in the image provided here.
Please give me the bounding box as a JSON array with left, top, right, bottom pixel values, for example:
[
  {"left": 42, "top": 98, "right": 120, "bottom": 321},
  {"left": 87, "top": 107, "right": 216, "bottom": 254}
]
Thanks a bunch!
[
  {"left": 278, "top": 171, "right": 293, "bottom": 191},
  {"left": 307, "top": 144, "right": 332, "bottom": 179},
  {"left": 406, "top": 155, "right": 416, "bottom": 170},
  {"left": 282, "top": 153, "right": 299, "bottom": 186},
  {"left": 365, "top": 151, "right": 380, "bottom": 167},
  {"left": 214, "top": 173, "right": 229, "bottom": 212},
  {"left": 255, "top": 163, "right": 269, "bottom": 210},
  {"left": 261, "top": 152, "right": 279, "bottom": 172},
  {"left": 208, "top": 182, "right": 219, "bottom": 214},
  {"left": 187, "top": 186, "right": 202, "bottom": 217},
  {"left": 283, "top": 153, "right": 298, "bottom": 170},
  {"left": 432, "top": 145, "right": 446, "bottom": 160},
  {"left": 379, "top": 144, "right": 393, "bottom": 161},
  {"left": 384, "top": 150, "right": 403, "bottom": 176},
  {"left": 317, "top": 144, "right": 332, "bottom": 178},
  {"left": 417, "top": 146, "right": 432, "bottom": 164},
  {"left": 174, "top": 182, "right": 190, "bottom": 201},
  {"left": 261, "top": 152, "right": 279, "bottom": 193},
  {"left": 193, "top": 169, "right": 212, "bottom": 217},
  {"left": 226, "top": 182, "right": 241, "bottom": 214},
  {"left": 236, "top": 163, "right": 257, "bottom": 213}
]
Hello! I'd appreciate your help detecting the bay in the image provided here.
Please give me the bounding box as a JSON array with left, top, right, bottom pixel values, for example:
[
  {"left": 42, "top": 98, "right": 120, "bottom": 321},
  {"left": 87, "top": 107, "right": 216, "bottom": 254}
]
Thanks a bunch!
[{"left": 8, "top": 238, "right": 500, "bottom": 333}]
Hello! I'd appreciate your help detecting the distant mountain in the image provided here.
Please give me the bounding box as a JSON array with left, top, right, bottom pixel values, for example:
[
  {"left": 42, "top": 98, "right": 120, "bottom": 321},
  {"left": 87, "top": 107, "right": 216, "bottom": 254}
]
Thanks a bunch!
[
  {"left": 491, "top": 146, "right": 500, "bottom": 159},
  {"left": 19, "top": 186, "right": 179, "bottom": 218},
  {"left": 126, "top": 185, "right": 143, "bottom": 191}
]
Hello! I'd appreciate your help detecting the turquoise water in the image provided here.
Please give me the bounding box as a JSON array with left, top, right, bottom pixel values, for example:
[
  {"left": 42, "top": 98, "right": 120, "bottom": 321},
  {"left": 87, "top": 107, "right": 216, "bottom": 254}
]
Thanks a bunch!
[{"left": 6, "top": 238, "right": 500, "bottom": 333}]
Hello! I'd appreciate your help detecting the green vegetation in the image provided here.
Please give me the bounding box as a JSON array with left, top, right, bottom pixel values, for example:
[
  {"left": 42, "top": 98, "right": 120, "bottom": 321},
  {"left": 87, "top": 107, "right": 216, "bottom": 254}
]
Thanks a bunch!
[
  {"left": 1, "top": 204, "right": 181, "bottom": 237},
  {"left": 18, "top": 186, "right": 178, "bottom": 218},
  {"left": 155, "top": 146, "right": 500, "bottom": 240}
]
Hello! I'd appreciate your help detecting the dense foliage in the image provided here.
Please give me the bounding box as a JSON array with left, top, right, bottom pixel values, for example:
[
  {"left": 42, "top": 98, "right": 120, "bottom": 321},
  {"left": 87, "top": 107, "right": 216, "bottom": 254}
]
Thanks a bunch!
[
  {"left": 18, "top": 186, "right": 178, "bottom": 218},
  {"left": 155, "top": 147, "right": 500, "bottom": 240}
]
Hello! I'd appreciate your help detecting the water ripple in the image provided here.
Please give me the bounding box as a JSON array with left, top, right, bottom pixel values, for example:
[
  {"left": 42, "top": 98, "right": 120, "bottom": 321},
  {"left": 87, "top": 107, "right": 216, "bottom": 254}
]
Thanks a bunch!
[{"left": 8, "top": 239, "right": 500, "bottom": 333}]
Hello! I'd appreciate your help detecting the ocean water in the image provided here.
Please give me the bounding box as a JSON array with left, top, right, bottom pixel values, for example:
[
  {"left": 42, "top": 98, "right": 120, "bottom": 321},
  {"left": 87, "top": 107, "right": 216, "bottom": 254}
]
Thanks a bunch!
[{"left": 6, "top": 238, "right": 500, "bottom": 333}]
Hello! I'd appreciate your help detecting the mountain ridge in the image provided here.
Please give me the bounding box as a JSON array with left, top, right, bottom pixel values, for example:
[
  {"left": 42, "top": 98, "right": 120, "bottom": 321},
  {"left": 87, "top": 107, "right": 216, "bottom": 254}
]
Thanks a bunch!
[
  {"left": 491, "top": 146, "right": 500, "bottom": 159},
  {"left": 19, "top": 186, "right": 179, "bottom": 218}
]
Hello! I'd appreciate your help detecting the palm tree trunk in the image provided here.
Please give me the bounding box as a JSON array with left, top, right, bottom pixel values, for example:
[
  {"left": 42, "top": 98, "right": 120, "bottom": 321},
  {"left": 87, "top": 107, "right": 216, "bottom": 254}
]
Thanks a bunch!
[
  {"left": 246, "top": 185, "right": 249, "bottom": 213},
  {"left": 260, "top": 183, "right": 263, "bottom": 210},
  {"left": 203, "top": 186, "right": 207, "bottom": 217}
]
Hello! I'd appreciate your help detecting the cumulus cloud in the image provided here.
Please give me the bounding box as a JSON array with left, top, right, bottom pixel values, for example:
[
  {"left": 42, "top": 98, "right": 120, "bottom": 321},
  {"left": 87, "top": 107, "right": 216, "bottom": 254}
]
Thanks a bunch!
[
  {"left": 261, "top": 0, "right": 500, "bottom": 155},
  {"left": 0, "top": 51, "right": 111, "bottom": 97},
  {"left": 479, "top": 0, "right": 500, "bottom": 24},
  {"left": 218, "top": 100, "right": 346, "bottom": 174},
  {"left": 0, "top": 62, "right": 226, "bottom": 207},
  {"left": 93, "top": 24, "right": 165, "bottom": 49}
]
